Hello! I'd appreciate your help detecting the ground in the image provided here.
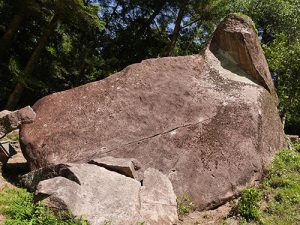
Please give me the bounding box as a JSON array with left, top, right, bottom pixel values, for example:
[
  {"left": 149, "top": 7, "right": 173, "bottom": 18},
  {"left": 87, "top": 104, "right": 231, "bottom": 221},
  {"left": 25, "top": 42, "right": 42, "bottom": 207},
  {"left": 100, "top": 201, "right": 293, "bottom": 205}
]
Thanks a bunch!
[
  {"left": 0, "top": 132, "right": 299, "bottom": 225},
  {"left": 179, "top": 201, "right": 238, "bottom": 225}
]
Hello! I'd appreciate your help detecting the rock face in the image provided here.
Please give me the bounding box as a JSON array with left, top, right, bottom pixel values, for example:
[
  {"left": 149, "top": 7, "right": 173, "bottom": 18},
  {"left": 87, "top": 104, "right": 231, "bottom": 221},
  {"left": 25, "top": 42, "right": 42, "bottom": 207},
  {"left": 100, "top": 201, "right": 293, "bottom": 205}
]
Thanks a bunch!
[
  {"left": 209, "top": 15, "right": 278, "bottom": 99},
  {"left": 22, "top": 161, "right": 178, "bottom": 225},
  {"left": 140, "top": 168, "right": 178, "bottom": 224},
  {"left": 0, "top": 106, "right": 35, "bottom": 138},
  {"left": 20, "top": 14, "right": 286, "bottom": 209}
]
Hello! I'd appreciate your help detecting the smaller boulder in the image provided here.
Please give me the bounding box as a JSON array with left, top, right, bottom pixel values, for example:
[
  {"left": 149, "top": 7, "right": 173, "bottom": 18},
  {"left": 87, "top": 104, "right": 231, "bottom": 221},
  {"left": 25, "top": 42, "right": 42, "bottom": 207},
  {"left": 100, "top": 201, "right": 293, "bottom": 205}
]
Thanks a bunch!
[
  {"left": 34, "top": 177, "right": 80, "bottom": 211},
  {"left": 140, "top": 168, "right": 178, "bottom": 225},
  {"left": 35, "top": 164, "right": 142, "bottom": 225},
  {"left": 22, "top": 160, "right": 178, "bottom": 225},
  {"left": 0, "top": 106, "right": 36, "bottom": 138}
]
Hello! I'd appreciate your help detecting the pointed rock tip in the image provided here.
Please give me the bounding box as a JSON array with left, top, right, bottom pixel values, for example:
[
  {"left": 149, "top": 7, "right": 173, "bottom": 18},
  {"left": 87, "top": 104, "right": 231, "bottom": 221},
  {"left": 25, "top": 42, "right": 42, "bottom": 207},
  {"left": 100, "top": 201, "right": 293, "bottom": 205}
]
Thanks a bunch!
[{"left": 209, "top": 14, "right": 278, "bottom": 103}]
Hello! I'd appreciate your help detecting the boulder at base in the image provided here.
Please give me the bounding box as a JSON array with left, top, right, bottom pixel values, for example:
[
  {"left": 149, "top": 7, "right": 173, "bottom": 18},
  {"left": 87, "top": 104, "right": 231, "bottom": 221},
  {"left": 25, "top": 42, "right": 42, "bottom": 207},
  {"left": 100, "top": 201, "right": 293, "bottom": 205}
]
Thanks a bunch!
[
  {"left": 22, "top": 161, "right": 178, "bottom": 225},
  {"left": 20, "top": 14, "right": 286, "bottom": 209}
]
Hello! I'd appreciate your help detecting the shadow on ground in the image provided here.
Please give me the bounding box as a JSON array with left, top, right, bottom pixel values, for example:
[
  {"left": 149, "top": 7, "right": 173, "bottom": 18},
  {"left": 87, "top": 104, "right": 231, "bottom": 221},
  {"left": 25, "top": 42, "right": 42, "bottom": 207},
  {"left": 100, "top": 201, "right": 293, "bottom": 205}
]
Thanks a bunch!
[{"left": 2, "top": 162, "right": 30, "bottom": 185}]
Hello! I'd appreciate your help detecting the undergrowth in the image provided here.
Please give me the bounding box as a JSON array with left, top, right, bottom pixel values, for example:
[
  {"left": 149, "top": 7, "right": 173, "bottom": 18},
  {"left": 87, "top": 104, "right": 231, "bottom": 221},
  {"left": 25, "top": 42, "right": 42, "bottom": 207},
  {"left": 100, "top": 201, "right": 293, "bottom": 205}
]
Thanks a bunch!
[
  {"left": 1, "top": 143, "right": 299, "bottom": 225},
  {"left": 0, "top": 188, "right": 88, "bottom": 225},
  {"left": 177, "top": 195, "right": 195, "bottom": 216},
  {"left": 233, "top": 188, "right": 261, "bottom": 222},
  {"left": 4, "top": 134, "right": 19, "bottom": 142},
  {"left": 229, "top": 144, "right": 300, "bottom": 224}
]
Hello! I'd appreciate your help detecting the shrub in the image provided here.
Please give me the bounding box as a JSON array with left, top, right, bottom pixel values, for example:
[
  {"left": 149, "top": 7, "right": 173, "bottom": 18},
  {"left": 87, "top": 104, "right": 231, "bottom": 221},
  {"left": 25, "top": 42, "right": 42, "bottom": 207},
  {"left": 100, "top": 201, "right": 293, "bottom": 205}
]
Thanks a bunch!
[
  {"left": 293, "top": 143, "right": 300, "bottom": 152},
  {"left": 233, "top": 188, "right": 261, "bottom": 221},
  {"left": 5, "top": 133, "right": 19, "bottom": 142},
  {"left": 177, "top": 195, "right": 195, "bottom": 216}
]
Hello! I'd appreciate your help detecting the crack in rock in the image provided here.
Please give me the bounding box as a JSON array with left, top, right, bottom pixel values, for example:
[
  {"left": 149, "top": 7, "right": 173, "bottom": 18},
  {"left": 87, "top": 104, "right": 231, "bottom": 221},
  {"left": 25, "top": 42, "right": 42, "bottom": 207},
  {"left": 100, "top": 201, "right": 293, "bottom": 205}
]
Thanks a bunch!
[{"left": 101, "top": 119, "right": 210, "bottom": 155}]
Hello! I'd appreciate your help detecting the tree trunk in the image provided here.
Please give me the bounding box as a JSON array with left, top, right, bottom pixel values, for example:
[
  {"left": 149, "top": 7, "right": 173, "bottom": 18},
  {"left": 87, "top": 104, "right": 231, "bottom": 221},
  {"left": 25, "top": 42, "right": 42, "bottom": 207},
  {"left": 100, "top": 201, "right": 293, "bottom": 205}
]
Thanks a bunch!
[
  {"left": 5, "top": 15, "right": 60, "bottom": 110},
  {"left": 4, "top": 83, "right": 26, "bottom": 110},
  {"left": 282, "top": 114, "right": 286, "bottom": 130},
  {"left": 164, "top": 5, "right": 185, "bottom": 56},
  {"left": 0, "top": 13, "right": 25, "bottom": 59},
  {"left": 136, "top": 1, "right": 167, "bottom": 38},
  {"left": 280, "top": 92, "right": 296, "bottom": 130},
  {"left": 107, "top": 2, "right": 120, "bottom": 23}
]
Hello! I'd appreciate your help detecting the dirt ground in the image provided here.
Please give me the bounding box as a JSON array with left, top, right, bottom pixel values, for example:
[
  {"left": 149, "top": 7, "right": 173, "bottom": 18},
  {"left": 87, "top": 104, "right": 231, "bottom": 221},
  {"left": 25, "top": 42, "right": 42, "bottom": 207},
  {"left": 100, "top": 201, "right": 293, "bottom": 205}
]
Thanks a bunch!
[
  {"left": 0, "top": 130, "right": 30, "bottom": 223},
  {"left": 0, "top": 131, "right": 29, "bottom": 190},
  {"left": 179, "top": 202, "right": 236, "bottom": 225}
]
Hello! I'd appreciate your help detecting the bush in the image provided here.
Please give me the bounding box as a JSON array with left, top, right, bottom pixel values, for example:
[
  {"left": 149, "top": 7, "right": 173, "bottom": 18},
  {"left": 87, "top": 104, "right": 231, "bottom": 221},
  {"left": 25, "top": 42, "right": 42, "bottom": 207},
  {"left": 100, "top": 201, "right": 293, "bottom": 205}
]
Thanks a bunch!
[
  {"left": 293, "top": 143, "right": 300, "bottom": 152},
  {"left": 233, "top": 188, "right": 261, "bottom": 221},
  {"left": 177, "top": 195, "right": 195, "bottom": 216}
]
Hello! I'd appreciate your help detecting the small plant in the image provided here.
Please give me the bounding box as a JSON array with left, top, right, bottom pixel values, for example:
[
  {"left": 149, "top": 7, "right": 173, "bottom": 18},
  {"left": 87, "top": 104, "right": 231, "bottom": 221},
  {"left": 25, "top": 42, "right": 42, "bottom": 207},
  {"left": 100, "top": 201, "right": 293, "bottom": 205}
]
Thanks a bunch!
[
  {"left": 177, "top": 195, "right": 195, "bottom": 215},
  {"left": 5, "top": 133, "right": 19, "bottom": 142},
  {"left": 233, "top": 188, "right": 261, "bottom": 221},
  {"left": 232, "top": 13, "right": 257, "bottom": 32},
  {"left": 292, "top": 143, "right": 300, "bottom": 152},
  {"left": 102, "top": 220, "right": 112, "bottom": 225}
]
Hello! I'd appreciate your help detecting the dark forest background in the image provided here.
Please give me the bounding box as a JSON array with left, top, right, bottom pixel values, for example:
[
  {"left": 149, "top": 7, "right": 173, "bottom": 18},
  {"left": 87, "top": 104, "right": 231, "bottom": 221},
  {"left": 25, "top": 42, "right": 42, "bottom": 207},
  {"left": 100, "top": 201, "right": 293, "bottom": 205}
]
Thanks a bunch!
[{"left": 0, "top": 0, "right": 299, "bottom": 134}]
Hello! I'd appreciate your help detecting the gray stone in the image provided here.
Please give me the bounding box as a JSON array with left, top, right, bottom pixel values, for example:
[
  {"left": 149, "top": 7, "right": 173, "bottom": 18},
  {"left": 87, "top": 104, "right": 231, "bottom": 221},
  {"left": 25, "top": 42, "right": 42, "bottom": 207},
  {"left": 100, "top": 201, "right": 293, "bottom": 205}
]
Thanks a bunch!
[
  {"left": 140, "top": 168, "right": 178, "bottom": 225},
  {"left": 34, "top": 164, "right": 142, "bottom": 225},
  {"left": 0, "top": 110, "right": 10, "bottom": 118},
  {"left": 0, "top": 106, "right": 35, "bottom": 138},
  {"left": 24, "top": 162, "right": 178, "bottom": 225}
]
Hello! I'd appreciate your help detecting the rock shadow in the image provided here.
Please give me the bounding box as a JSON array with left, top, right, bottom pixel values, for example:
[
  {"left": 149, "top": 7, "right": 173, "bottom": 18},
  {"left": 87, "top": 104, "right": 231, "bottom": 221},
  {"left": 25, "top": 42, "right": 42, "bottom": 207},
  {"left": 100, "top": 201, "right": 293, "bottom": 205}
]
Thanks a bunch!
[{"left": 2, "top": 161, "right": 30, "bottom": 185}]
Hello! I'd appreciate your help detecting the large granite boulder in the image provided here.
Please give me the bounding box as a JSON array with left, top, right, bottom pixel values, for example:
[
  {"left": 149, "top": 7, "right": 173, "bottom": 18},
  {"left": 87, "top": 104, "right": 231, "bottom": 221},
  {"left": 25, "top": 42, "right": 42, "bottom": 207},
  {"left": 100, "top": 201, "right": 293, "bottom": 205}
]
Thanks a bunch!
[
  {"left": 20, "top": 14, "right": 286, "bottom": 209},
  {"left": 22, "top": 161, "right": 178, "bottom": 225}
]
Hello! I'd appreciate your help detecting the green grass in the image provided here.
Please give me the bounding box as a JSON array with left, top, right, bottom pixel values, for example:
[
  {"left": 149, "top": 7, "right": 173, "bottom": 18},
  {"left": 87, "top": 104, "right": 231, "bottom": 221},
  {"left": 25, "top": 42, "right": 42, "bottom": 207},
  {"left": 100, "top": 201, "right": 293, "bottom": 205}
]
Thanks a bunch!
[
  {"left": 233, "top": 188, "right": 261, "bottom": 222},
  {"left": 177, "top": 195, "right": 195, "bottom": 216},
  {"left": 230, "top": 144, "right": 300, "bottom": 225},
  {"left": 1, "top": 144, "right": 299, "bottom": 225},
  {"left": 0, "top": 187, "right": 88, "bottom": 225}
]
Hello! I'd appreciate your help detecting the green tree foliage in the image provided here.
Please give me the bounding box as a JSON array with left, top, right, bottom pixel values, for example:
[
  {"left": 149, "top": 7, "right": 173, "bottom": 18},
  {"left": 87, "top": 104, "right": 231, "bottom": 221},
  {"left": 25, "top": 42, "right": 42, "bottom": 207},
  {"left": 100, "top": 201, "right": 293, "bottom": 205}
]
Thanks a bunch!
[
  {"left": 0, "top": 0, "right": 104, "bottom": 109},
  {"left": 0, "top": 0, "right": 299, "bottom": 133},
  {"left": 98, "top": 0, "right": 231, "bottom": 71},
  {"left": 233, "top": 0, "right": 300, "bottom": 134},
  {"left": 263, "top": 34, "right": 300, "bottom": 134}
]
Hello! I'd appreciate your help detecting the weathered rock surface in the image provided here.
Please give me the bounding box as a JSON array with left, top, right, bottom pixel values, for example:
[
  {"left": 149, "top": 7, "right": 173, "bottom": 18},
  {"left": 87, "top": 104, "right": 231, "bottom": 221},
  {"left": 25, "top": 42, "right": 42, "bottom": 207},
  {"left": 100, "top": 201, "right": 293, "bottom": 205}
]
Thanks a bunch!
[
  {"left": 0, "top": 106, "right": 35, "bottom": 138},
  {"left": 140, "top": 168, "right": 178, "bottom": 224},
  {"left": 20, "top": 14, "right": 286, "bottom": 209},
  {"left": 23, "top": 162, "right": 178, "bottom": 225},
  {"left": 209, "top": 15, "right": 278, "bottom": 99}
]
